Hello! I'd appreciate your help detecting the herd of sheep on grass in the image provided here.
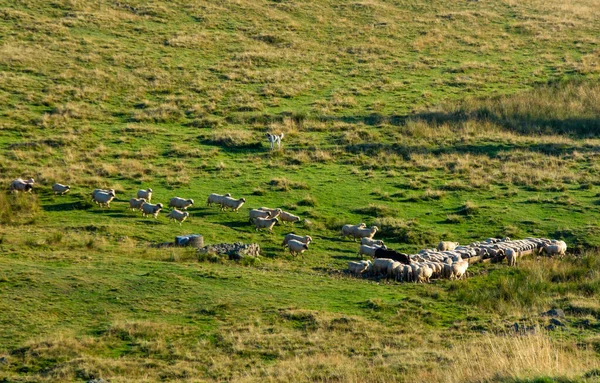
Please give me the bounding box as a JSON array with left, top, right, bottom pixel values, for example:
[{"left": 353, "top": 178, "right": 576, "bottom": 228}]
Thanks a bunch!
[{"left": 8, "top": 177, "right": 568, "bottom": 278}]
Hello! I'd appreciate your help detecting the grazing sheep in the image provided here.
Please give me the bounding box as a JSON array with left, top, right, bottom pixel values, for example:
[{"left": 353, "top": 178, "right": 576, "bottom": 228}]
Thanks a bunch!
[
  {"left": 266, "top": 133, "right": 284, "bottom": 150},
  {"left": 254, "top": 217, "right": 278, "bottom": 232},
  {"left": 249, "top": 209, "right": 272, "bottom": 222},
  {"left": 353, "top": 226, "right": 378, "bottom": 241},
  {"left": 9, "top": 178, "right": 34, "bottom": 193},
  {"left": 92, "top": 191, "right": 115, "bottom": 208},
  {"left": 206, "top": 193, "right": 231, "bottom": 207},
  {"left": 341, "top": 223, "right": 366, "bottom": 240},
  {"left": 374, "top": 248, "right": 411, "bottom": 265},
  {"left": 389, "top": 261, "right": 403, "bottom": 281},
  {"left": 282, "top": 234, "right": 312, "bottom": 247},
  {"left": 141, "top": 202, "right": 163, "bottom": 218},
  {"left": 220, "top": 197, "right": 246, "bottom": 212},
  {"left": 348, "top": 260, "right": 372, "bottom": 276},
  {"left": 358, "top": 244, "right": 385, "bottom": 259},
  {"left": 373, "top": 258, "right": 395, "bottom": 278},
  {"left": 167, "top": 209, "right": 189, "bottom": 225},
  {"left": 137, "top": 188, "right": 153, "bottom": 202},
  {"left": 129, "top": 197, "right": 146, "bottom": 211},
  {"left": 506, "top": 248, "right": 518, "bottom": 266},
  {"left": 415, "top": 264, "right": 433, "bottom": 283},
  {"left": 437, "top": 241, "right": 459, "bottom": 251},
  {"left": 279, "top": 211, "right": 300, "bottom": 224},
  {"left": 540, "top": 244, "right": 565, "bottom": 257},
  {"left": 52, "top": 183, "right": 70, "bottom": 195},
  {"left": 451, "top": 261, "right": 469, "bottom": 280},
  {"left": 361, "top": 238, "right": 384, "bottom": 247},
  {"left": 169, "top": 197, "right": 194, "bottom": 210},
  {"left": 286, "top": 239, "right": 308, "bottom": 256}
]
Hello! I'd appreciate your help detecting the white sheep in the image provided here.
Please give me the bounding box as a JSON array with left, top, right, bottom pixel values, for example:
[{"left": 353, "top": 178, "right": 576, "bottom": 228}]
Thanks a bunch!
[
  {"left": 348, "top": 260, "right": 372, "bottom": 276},
  {"left": 52, "top": 183, "right": 70, "bottom": 195},
  {"left": 353, "top": 226, "right": 378, "bottom": 241},
  {"left": 92, "top": 191, "right": 115, "bottom": 208},
  {"left": 167, "top": 209, "right": 189, "bottom": 225},
  {"left": 540, "top": 244, "right": 565, "bottom": 257},
  {"left": 168, "top": 197, "right": 194, "bottom": 210},
  {"left": 506, "top": 248, "right": 518, "bottom": 267},
  {"left": 258, "top": 207, "right": 282, "bottom": 216},
  {"left": 341, "top": 223, "right": 366, "bottom": 240},
  {"left": 282, "top": 234, "right": 312, "bottom": 247},
  {"left": 451, "top": 260, "right": 469, "bottom": 280},
  {"left": 141, "top": 202, "right": 163, "bottom": 218},
  {"left": 437, "top": 241, "right": 459, "bottom": 251},
  {"left": 266, "top": 133, "right": 284, "bottom": 150},
  {"left": 361, "top": 238, "right": 384, "bottom": 247},
  {"left": 220, "top": 197, "right": 246, "bottom": 212},
  {"left": 137, "top": 188, "right": 153, "bottom": 202},
  {"left": 254, "top": 216, "right": 278, "bottom": 232},
  {"left": 92, "top": 189, "right": 115, "bottom": 201},
  {"left": 415, "top": 264, "right": 433, "bottom": 283},
  {"left": 249, "top": 209, "right": 273, "bottom": 223},
  {"left": 373, "top": 258, "right": 395, "bottom": 278},
  {"left": 206, "top": 193, "right": 231, "bottom": 207},
  {"left": 129, "top": 197, "right": 146, "bottom": 211},
  {"left": 358, "top": 244, "right": 385, "bottom": 259},
  {"left": 9, "top": 178, "right": 34, "bottom": 193},
  {"left": 286, "top": 239, "right": 309, "bottom": 256},
  {"left": 279, "top": 211, "right": 300, "bottom": 224}
]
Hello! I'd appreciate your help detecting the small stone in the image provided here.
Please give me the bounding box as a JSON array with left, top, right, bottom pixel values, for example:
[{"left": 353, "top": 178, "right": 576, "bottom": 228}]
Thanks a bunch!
[
  {"left": 549, "top": 318, "right": 564, "bottom": 326},
  {"left": 541, "top": 309, "right": 565, "bottom": 318}
]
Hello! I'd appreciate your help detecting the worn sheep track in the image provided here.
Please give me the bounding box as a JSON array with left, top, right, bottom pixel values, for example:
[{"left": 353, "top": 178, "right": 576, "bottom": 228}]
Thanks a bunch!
[{"left": 198, "top": 242, "right": 260, "bottom": 260}]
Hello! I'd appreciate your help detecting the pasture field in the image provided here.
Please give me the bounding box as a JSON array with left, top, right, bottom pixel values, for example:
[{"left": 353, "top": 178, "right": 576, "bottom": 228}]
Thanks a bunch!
[{"left": 1, "top": 0, "right": 600, "bottom": 381}]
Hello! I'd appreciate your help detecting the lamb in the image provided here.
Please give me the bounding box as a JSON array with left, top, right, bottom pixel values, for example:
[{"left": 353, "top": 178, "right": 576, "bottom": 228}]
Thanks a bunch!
[
  {"left": 358, "top": 244, "right": 385, "bottom": 259},
  {"left": 282, "top": 234, "right": 312, "bottom": 247},
  {"left": 167, "top": 209, "right": 190, "bottom": 225},
  {"left": 451, "top": 260, "right": 469, "bottom": 280},
  {"left": 254, "top": 216, "right": 278, "bottom": 232},
  {"left": 249, "top": 209, "right": 272, "bottom": 222},
  {"left": 220, "top": 197, "right": 246, "bottom": 212},
  {"left": 137, "top": 188, "right": 153, "bottom": 202},
  {"left": 348, "top": 260, "right": 372, "bottom": 276},
  {"left": 374, "top": 248, "right": 411, "bottom": 264},
  {"left": 206, "top": 193, "right": 231, "bottom": 207},
  {"left": 92, "top": 191, "right": 115, "bottom": 208},
  {"left": 437, "top": 241, "right": 459, "bottom": 251},
  {"left": 341, "top": 223, "right": 366, "bottom": 240},
  {"left": 361, "top": 238, "right": 384, "bottom": 247},
  {"left": 168, "top": 197, "right": 194, "bottom": 210},
  {"left": 9, "top": 178, "right": 34, "bottom": 193},
  {"left": 506, "top": 248, "right": 518, "bottom": 267},
  {"left": 129, "top": 197, "right": 146, "bottom": 211},
  {"left": 353, "top": 226, "right": 378, "bottom": 241},
  {"left": 286, "top": 239, "right": 308, "bottom": 256},
  {"left": 52, "top": 183, "right": 70, "bottom": 195},
  {"left": 141, "top": 202, "right": 163, "bottom": 218},
  {"left": 279, "top": 211, "right": 300, "bottom": 224},
  {"left": 266, "top": 132, "right": 284, "bottom": 150}
]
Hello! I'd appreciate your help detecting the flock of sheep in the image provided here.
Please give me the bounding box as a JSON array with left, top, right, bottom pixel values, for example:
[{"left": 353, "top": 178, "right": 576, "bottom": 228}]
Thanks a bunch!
[
  {"left": 8, "top": 177, "right": 569, "bottom": 278},
  {"left": 344, "top": 222, "right": 568, "bottom": 283}
]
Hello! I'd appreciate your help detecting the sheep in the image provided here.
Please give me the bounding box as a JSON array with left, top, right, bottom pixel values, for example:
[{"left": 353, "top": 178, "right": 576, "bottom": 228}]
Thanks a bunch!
[
  {"left": 540, "top": 244, "right": 565, "bottom": 257},
  {"left": 358, "top": 244, "right": 385, "bottom": 259},
  {"left": 451, "top": 261, "right": 469, "bottom": 280},
  {"left": 374, "top": 248, "right": 411, "bottom": 264},
  {"left": 137, "top": 188, "right": 153, "bottom": 202},
  {"left": 258, "top": 207, "right": 282, "bottom": 216},
  {"left": 348, "top": 260, "right": 372, "bottom": 276},
  {"left": 353, "top": 226, "right": 378, "bottom": 241},
  {"left": 249, "top": 209, "right": 272, "bottom": 222},
  {"left": 389, "top": 261, "right": 403, "bottom": 281},
  {"left": 373, "top": 258, "right": 395, "bottom": 278},
  {"left": 206, "top": 193, "right": 231, "bottom": 207},
  {"left": 92, "top": 191, "right": 115, "bottom": 208},
  {"left": 141, "top": 202, "right": 163, "bottom": 218},
  {"left": 266, "top": 133, "right": 284, "bottom": 150},
  {"left": 415, "top": 264, "right": 433, "bottom": 283},
  {"left": 282, "top": 234, "right": 312, "bottom": 247},
  {"left": 506, "top": 248, "right": 518, "bottom": 266},
  {"left": 254, "top": 217, "right": 278, "bottom": 232},
  {"left": 169, "top": 197, "right": 194, "bottom": 210},
  {"left": 129, "top": 197, "right": 146, "bottom": 211},
  {"left": 52, "top": 183, "right": 70, "bottom": 195},
  {"left": 92, "top": 189, "right": 115, "bottom": 200},
  {"left": 279, "top": 211, "right": 300, "bottom": 224},
  {"left": 361, "top": 238, "right": 384, "bottom": 247},
  {"left": 9, "top": 178, "right": 34, "bottom": 193},
  {"left": 341, "top": 223, "right": 366, "bottom": 240},
  {"left": 167, "top": 209, "right": 189, "bottom": 225},
  {"left": 551, "top": 240, "right": 567, "bottom": 254},
  {"left": 286, "top": 239, "right": 308, "bottom": 256},
  {"left": 220, "top": 197, "right": 246, "bottom": 212},
  {"left": 437, "top": 241, "right": 459, "bottom": 251}
]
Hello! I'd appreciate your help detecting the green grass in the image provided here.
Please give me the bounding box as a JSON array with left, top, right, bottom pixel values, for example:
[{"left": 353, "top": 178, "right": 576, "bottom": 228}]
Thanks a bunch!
[{"left": 1, "top": 0, "right": 600, "bottom": 381}]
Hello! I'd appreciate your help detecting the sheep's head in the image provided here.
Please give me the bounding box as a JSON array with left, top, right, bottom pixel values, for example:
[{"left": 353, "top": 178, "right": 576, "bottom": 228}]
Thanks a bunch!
[
  {"left": 306, "top": 236, "right": 313, "bottom": 243},
  {"left": 240, "top": 198, "right": 246, "bottom": 202},
  {"left": 188, "top": 199, "right": 194, "bottom": 205},
  {"left": 225, "top": 193, "right": 232, "bottom": 197},
  {"left": 184, "top": 212, "right": 190, "bottom": 217},
  {"left": 156, "top": 203, "right": 163, "bottom": 208},
  {"left": 108, "top": 191, "right": 115, "bottom": 197},
  {"left": 66, "top": 185, "right": 71, "bottom": 189}
]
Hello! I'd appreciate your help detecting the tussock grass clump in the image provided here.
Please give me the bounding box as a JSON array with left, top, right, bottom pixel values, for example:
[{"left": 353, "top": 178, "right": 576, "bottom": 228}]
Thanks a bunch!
[
  {"left": 354, "top": 204, "right": 398, "bottom": 217},
  {"left": 0, "top": 192, "right": 40, "bottom": 224},
  {"left": 457, "top": 200, "right": 479, "bottom": 216},
  {"left": 373, "top": 217, "right": 437, "bottom": 245},
  {"left": 268, "top": 177, "right": 310, "bottom": 192},
  {"left": 202, "top": 129, "right": 259, "bottom": 148},
  {"left": 297, "top": 195, "right": 317, "bottom": 207}
]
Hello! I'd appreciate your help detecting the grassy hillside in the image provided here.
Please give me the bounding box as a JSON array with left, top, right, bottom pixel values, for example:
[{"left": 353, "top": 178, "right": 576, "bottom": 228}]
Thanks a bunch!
[{"left": 1, "top": 0, "right": 600, "bottom": 382}]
